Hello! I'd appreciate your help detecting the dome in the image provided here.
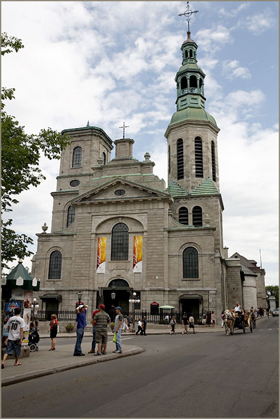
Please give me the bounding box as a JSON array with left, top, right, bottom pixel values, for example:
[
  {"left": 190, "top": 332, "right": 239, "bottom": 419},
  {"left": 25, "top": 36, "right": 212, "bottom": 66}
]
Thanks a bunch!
[{"left": 169, "top": 108, "right": 218, "bottom": 128}]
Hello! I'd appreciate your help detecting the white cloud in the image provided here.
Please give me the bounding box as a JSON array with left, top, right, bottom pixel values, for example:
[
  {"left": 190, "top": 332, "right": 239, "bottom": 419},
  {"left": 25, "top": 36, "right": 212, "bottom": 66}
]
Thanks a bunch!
[
  {"left": 219, "top": 3, "right": 250, "bottom": 18},
  {"left": 222, "top": 60, "right": 251, "bottom": 80},
  {"left": 245, "top": 10, "right": 277, "bottom": 35},
  {"left": 195, "top": 25, "right": 233, "bottom": 52}
]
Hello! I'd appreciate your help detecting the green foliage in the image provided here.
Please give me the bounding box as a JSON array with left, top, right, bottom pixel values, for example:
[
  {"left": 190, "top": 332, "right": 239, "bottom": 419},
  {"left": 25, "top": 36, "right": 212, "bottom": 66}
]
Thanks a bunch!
[
  {"left": 266, "top": 286, "right": 279, "bottom": 308},
  {"left": 1, "top": 33, "right": 71, "bottom": 269},
  {"left": 1, "top": 32, "right": 24, "bottom": 56}
]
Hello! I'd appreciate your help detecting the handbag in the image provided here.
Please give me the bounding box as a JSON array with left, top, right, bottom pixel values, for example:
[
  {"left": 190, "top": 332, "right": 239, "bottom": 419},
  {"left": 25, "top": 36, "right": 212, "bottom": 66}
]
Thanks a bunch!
[{"left": 113, "top": 332, "right": 117, "bottom": 343}]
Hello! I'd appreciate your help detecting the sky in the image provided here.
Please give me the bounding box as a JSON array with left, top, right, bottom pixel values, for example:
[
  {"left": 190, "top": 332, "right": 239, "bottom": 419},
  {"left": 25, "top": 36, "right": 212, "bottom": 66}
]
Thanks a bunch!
[{"left": 2, "top": 1, "right": 279, "bottom": 286}]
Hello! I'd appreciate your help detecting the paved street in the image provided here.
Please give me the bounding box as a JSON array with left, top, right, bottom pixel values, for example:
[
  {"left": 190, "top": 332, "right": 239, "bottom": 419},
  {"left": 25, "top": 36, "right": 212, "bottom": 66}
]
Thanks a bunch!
[{"left": 2, "top": 317, "right": 278, "bottom": 418}]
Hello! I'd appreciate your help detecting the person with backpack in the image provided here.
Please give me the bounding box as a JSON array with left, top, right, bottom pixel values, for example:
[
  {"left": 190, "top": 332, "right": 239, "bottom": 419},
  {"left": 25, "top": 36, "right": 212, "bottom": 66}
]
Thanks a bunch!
[{"left": 170, "top": 315, "right": 176, "bottom": 334}]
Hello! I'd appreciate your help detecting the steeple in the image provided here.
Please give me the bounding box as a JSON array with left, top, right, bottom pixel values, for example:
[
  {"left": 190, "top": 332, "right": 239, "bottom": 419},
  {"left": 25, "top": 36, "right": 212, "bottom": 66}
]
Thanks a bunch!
[{"left": 165, "top": 3, "right": 220, "bottom": 193}]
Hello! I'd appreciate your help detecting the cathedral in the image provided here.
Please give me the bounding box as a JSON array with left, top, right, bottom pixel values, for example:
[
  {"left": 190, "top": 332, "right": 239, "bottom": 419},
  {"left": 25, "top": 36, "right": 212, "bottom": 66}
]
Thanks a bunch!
[{"left": 31, "top": 18, "right": 266, "bottom": 320}]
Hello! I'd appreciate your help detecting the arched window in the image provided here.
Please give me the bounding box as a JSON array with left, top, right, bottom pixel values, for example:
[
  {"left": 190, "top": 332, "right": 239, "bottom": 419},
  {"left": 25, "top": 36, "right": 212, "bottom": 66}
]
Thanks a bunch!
[
  {"left": 67, "top": 206, "right": 75, "bottom": 227},
  {"left": 102, "top": 152, "right": 106, "bottom": 165},
  {"left": 72, "top": 146, "right": 82, "bottom": 168},
  {"left": 190, "top": 75, "right": 197, "bottom": 88},
  {"left": 48, "top": 250, "right": 62, "bottom": 279},
  {"left": 199, "top": 78, "right": 203, "bottom": 88},
  {"left": 190, "top": 50, "right": 193, "bottom": 58},
  {"left": 211, "top": 141, "right": 216, "bottom": 182},
  {"left": 185, "top": 50, "right": 188, "bottom": 59},
  {"left": 179, "top": 207, "right": 188, "bottom": 225},
  {"left": 181, "top": 76, "right": 187, "bottom": 90},
  {"left": 193, "top": 206, "right": 202, "bottom": 227},
  {"left": 183, "top": 247, "right": 199, "bottom": 278},
  {"left": 111, "top": 223, "right": 129, "bottom": 261},
  {"left": 177, "top": 138, "right": 184, "bottom": 180},
  {"left": 195, "top": 137, "right": 203, "bottom": 178}
]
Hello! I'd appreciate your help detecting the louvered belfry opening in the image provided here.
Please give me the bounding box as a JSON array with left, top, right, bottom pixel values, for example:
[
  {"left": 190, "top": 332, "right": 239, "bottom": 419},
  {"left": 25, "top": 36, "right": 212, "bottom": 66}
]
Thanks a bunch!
[
  {"left": 195, "top": 137, "right": 203, "bottom": 178},
  {"left": 211, "top": 141, "right": 216, "bottom": 182},
  {"left": 177, "top": 138, "right": 184, "bottom": 180},
  {"left": 179, "top": 207, "right": 189, "bottom": 225},
  {"left": 193, "top": 206, "right": 202, "bottom": 227}
]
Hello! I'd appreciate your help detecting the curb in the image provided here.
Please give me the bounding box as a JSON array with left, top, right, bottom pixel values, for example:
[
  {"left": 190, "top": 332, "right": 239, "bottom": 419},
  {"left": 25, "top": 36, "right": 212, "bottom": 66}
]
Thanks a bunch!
[{"left": 1, "top": 347, "right": 145, "bottom": 387}]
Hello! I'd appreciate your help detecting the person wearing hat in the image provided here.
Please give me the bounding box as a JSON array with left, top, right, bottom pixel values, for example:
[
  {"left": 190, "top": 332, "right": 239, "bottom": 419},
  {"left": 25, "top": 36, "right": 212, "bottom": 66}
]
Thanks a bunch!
[
  {"left": 113, "top": 306, "right": 123, "bottom": 354},
  {"left": 73, "top": 304, "right": 88, "bottom": 356},
  {"left": 93, "top": 304, "right": 110, "bottom": 356}
]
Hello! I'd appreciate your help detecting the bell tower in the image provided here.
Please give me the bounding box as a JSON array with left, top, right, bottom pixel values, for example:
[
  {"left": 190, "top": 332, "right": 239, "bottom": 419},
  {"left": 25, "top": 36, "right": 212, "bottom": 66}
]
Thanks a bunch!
[{"left": 165, "top": 3, "right": 220, "bottom": 193}]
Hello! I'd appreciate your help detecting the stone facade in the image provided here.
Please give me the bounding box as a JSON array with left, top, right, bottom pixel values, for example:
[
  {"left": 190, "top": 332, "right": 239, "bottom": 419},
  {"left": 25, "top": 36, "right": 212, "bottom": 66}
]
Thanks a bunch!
[{"left": 31, "top": 28, "right": 266, "bottom": 319}]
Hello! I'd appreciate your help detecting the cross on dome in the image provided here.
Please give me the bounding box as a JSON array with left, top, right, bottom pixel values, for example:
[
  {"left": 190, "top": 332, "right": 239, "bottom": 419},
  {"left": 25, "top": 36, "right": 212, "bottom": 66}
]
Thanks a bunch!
[{"left": 178, "top": 1, "right": 199, "bottom": 32}]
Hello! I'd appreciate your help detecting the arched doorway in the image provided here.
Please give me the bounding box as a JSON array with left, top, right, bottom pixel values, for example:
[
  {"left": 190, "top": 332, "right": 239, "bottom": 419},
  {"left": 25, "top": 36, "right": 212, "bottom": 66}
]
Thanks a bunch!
[
  {"left": 179, "top": 294, "right": 203, "bottom": 322},
  {"left": 101, "top": 279, "right": 132, "bottom": 316}
]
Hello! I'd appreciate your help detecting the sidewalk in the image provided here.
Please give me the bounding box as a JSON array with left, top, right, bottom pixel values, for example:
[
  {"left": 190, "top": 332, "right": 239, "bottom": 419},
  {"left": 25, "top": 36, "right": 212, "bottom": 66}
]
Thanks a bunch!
[{"left": 0, "top": 324, "right": 226, "bottom": 387}]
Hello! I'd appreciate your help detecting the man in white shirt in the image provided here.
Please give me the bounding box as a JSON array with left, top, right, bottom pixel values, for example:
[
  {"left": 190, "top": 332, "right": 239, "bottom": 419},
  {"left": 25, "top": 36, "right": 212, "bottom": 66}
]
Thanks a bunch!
[
  {"left": 2, "top": 307, "right": 25, "bottom": 368},
  {"left": 234, "top": 302, "right": 242, "bottom": 312}
]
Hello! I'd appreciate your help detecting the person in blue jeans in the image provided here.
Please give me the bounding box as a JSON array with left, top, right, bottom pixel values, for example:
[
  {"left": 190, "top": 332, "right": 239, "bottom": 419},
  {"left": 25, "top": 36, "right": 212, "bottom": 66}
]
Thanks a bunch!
[
  {"left": 113, "top": 306, "right": 123, "bottom": 354},
  {"left": 73, "top": 304, "right": 88, "bottom": 356}
]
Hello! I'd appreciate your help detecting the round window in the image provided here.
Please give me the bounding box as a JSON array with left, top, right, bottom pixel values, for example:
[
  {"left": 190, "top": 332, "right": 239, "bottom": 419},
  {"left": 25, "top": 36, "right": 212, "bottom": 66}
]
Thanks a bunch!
[
  {"left": 70, "top": 180, "right": 80, "bottom": 187},
  {"left": 114, "top": 189, "right": 125, "bottom": 196}
]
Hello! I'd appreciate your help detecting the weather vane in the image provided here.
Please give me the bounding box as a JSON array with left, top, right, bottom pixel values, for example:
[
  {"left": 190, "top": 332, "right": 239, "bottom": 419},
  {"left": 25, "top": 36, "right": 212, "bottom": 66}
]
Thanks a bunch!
[
  {"left": 119, "top": 122, "right": 129, "bottom": 139},
  {"left": 179, "top": 1, "right": 199, "bottom": 32}
]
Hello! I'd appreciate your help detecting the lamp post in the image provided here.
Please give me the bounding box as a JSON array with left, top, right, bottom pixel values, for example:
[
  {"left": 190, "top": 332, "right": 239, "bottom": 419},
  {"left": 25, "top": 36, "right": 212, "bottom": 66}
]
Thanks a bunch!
[
  {"left": 129, "top": 292, "right": 140, "bottom": 333},
  {"left": 31, "top": 298, "right": 39, "bottom": 321},
  {"left": 111, "top": 282, "right": 116, "bottom": 301}
]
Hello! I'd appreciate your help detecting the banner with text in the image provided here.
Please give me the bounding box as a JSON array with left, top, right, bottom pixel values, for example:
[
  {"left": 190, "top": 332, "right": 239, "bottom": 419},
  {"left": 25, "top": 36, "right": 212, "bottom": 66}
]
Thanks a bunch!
[
  {"left": 97, "top": 237, "right": 106, "bottom": 273},
  {"left": 133, "top": 236, "right": 143, "bottom": 273}
]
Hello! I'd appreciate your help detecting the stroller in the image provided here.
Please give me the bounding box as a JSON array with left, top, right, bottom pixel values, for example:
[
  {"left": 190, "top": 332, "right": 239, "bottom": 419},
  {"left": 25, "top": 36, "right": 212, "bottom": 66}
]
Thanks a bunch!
[{"left": 28, "top": 323, "right": 40, "bottom": 352}]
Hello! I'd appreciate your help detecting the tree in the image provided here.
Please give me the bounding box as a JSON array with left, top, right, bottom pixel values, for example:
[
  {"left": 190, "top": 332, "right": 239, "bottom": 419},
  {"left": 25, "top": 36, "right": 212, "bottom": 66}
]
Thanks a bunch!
[
  {"left": 265, "top": 286, "right": 279, "bottom": 308},
  {"left": 1, "top": 33, "right": 70, "bottom": 269}
]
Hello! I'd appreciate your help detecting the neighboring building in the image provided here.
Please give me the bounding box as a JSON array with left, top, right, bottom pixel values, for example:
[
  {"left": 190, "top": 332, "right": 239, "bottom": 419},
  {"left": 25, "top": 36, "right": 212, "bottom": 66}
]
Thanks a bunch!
[{"left": 31, "top": 23, "right": 266, "bottom": 319}]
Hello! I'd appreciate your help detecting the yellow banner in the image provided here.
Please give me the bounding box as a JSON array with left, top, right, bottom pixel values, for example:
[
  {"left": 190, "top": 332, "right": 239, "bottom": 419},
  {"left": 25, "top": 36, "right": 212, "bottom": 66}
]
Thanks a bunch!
[
  {"left": 97, "top": 237, "right": 106, "bottom": 273},
  {"left": 133, "top": 236, "right": 143, "bottom": 272}
]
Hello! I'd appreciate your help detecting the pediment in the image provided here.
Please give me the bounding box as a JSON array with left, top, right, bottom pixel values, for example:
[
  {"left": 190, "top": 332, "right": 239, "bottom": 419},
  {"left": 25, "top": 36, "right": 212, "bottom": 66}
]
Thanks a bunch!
[{"left": 72, "top": 178, "right": 172, "bottom": 205}]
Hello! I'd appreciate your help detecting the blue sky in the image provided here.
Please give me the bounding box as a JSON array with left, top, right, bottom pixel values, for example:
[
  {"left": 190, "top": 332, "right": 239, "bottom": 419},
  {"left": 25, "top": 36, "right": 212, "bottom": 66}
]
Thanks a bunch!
[{"left": 2, "top": 1, "right": 279, "bottom": 286}]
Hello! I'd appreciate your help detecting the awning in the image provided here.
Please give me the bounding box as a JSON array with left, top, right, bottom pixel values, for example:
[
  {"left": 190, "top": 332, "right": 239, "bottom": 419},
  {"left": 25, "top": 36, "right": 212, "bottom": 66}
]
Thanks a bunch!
[
  {"left": 40, "top": 293, "right": 62, "bottom": 301},
  {"left": 159, "top": 305, "right": 175, "bottom": 309},
  {"left": 179, "top": 294, "right": 203, "bottom": 300},
  {"left": 151, "top": 302, "right": 159, "bottom": 306},
  {"left": 5, "top": 261, "right": 40, "bottom": 291}
]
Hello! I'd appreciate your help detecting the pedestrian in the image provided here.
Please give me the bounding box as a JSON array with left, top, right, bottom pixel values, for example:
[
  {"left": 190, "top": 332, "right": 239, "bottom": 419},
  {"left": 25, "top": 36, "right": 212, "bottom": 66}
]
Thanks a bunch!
[
  {"left": 88, "top": 306, "right": 100, "bottom": 354},
  {"left": 73, "top": 304, "right": 88, "bottom": 356},
  {"left": 136, "top": 318, "right": 143, "bottom": 335},
  {"left": 2, "top": 307, "right": 25, "bottom": 368},
  {"left": 211, "top": 311, "right": 215, "bottom": 328},
  {"left": 266, "top": 307, "right": 270, "bottom": 317},
  {"left": 141, "top": 316, "right": 147, "bottom": 335},
  {"left": 49, "top": 314, "right": 59, "bottom": 351},
  {"left": 221, "top": 310, "right": 225, "bottom": 327},
  {"left": 202, "top": 310, "right": 206, "bottom": 325},
  {"left": 188, "top": 314, "right": 196, "bottom": 334},
  {"left": 126, "top": 314, "right": 131, "bottom": 332},
  {"left": 206, "top": 311, "right": 211, "bottom": 326},
  {"left": 113, "top": 307, "right": 123, "bottom": 354},
  {"left": 93, "top": 304, "right": 110, "bottom": 356},
  {"left": 170, "top": 315, "right": 176, "bottom": 334},
  {"left": 182, "top": 312, "right": 189, "bottom": 334}
]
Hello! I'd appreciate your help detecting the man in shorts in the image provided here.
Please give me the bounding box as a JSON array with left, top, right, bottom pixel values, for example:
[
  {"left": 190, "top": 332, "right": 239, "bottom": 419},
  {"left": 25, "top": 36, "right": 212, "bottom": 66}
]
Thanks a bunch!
[
  {"left": 188, "top": 314, "right": 196, "bottom": 334},
  {"left": 2, "top": 307, "right": 25, "bottom": 368},
  {"left": 93, "top": 304, "right": 110, "bottom": 356}
]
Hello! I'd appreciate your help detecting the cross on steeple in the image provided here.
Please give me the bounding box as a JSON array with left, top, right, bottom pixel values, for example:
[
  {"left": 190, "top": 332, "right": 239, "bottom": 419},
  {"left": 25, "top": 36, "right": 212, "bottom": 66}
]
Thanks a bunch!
[
  {"left": 119, "top": 122, "right": 129, "bottom": 139},
  {"left": 179, "top": 1, "right": 199, "bottom": 32}
]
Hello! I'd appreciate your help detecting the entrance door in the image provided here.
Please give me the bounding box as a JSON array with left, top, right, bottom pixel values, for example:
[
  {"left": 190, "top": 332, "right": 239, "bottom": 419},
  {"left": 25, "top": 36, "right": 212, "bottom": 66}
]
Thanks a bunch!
[
  {"left": 181, "top": 299, "right": 200, "bottom": 321},
  {"left": 103, "top": 289, "right": 129, "bottom": 316},
  {"left": 45, "top": 299, "right": 59, "bottom": 321}
]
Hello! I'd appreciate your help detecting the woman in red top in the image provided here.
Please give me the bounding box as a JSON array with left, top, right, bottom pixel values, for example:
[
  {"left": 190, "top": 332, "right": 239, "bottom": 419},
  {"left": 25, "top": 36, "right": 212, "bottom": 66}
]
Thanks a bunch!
[{"left": 49, "top": 314, "right": 59, "bottom": 351}]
